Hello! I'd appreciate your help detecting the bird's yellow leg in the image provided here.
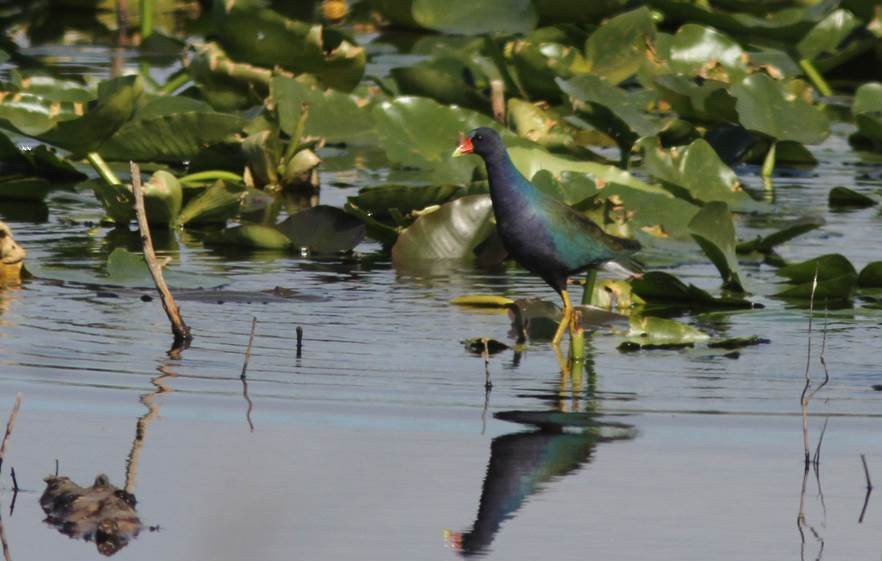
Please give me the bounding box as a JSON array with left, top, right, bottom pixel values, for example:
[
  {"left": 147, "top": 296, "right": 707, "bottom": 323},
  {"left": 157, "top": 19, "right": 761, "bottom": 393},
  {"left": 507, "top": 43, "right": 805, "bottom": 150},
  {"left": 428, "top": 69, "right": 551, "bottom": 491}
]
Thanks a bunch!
[{"left": 551, "top": 289, "right": 572, "bottom": 347}]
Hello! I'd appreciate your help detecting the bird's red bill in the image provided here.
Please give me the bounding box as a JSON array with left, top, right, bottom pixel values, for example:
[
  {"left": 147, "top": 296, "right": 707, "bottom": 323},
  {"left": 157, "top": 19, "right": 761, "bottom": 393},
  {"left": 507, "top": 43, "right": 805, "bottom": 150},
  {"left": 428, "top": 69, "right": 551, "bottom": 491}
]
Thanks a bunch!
[{"left": 456, "top": 133, "right": 473, "bottom": 154}]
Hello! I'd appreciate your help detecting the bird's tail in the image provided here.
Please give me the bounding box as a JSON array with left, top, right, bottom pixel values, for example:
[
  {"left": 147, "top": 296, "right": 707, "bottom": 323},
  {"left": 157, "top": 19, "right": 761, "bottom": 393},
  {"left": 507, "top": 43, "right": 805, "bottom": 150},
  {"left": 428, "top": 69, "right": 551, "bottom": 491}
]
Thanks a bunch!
[{"left": 601, "top": 254, "right": 644, "bottom": 277}]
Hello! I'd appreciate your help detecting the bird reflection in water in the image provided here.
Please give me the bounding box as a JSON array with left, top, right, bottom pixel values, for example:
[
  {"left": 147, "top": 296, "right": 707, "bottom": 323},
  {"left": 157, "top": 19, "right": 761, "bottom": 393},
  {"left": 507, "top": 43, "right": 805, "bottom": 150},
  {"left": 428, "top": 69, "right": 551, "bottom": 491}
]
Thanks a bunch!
[{"left": 446, "top": 338, "right": 636, "bottom": 556}]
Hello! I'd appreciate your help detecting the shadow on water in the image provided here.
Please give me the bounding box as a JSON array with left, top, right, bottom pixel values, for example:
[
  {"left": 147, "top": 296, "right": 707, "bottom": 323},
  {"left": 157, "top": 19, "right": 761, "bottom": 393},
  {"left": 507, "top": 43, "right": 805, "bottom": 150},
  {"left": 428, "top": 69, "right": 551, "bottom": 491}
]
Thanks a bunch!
[{"left": 447, "top": 339, "right": 636, "bottom": 557}]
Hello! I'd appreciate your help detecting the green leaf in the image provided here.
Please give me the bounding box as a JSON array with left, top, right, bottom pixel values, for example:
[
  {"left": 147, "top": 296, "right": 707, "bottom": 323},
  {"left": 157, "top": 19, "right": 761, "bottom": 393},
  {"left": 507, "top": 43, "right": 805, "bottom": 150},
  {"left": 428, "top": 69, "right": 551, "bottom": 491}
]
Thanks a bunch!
[
  {"left": 269, "top": 77, "right": 374, "bottom": 143},
  {"left": 411, "top": 0, "right": 538, "bottom": 35},
  {"left": 90, "top": 170, "right": 183, "bottom": 226},
  {"left": 587, "top": 182, "right": 701, "bottom": 240},
  {"left": 0, "top": 177, "right": 51, "bottom": 201},
  {"left": 796, "top": 9, "right": 860, "bottom": 60},
  {"left": 736, "top": 216, "right": 824, "bottom": 254},
  {"left": 777, "top": 254, "right": 857, "bottom": 283},
  {"left": 391, "top": 194, "right": 495, "bottom": 261},
  {"left": 858, "top": 262, "right": 882, "bottom": 288},
  {"left": 636, "top": 136, "right": 758, "bottom": 209},
  {"left": 557, "top": 74, "right": 661, "bottom": 152},
  {"left": 688, "top": 201, "right": 744, "bottom": 291},
  {"left": 36, "top": 75, "right": 144, "bottom": 156},
  {"left": 630, "top": 271, "right": 755, "bottom": 309},
  {"left": 178, "top": 180, "right": 245, "bottom": 226},
  {"left": 667, "top": 24, "right": 748, "bottom": 80},
  {"left": 450, "top": 295, "right": 515, "bottom": 308},
  {"left": 583, "top": 6, "right": 656, "bottom": 85},
  {"left": 210, "top": 224, "right": 293, "bottom": 249},
  {"left": 651, "top": 74, "right": 738, "bottom": 124},
  {"left": 211, "top": 4, "right": 365, "bottom": 91},
  {"left": 852, "top": 83, "right": 882, "bottom": 146},
  {"left": 277, "top": 205, "right": 366, "bottom": 253},
  {"left": 28, "top": 247, "right": 224, "bottom": 289},
  {"left": 100, "top": 110, "right": 246, "bottom": 162},
  {"left": 774, "top": 274, "right": 857, "bottom": 301},
  {"left": 348, "top": 184, "right": 465, "bottom": 219},
  {"left": 343, "top": 202, "right": 400, "bottom": 247},
  {"left": 391, "top": 58, "right": 489, "bottom": 112},
  {"left": 731, "top": 73, "right": 829, "bottom": 144},
  {"left": 828, "top": 186, "right": 877, "bottom": 208},
  {"left": 506, "top": 145, "right": 658, "bottom": 193},
  {"left": 371, "top": 96, "right": 516, "bottom": 183},
  {"left": 623, "top": 315, "right": 710, "bottom": 348}
]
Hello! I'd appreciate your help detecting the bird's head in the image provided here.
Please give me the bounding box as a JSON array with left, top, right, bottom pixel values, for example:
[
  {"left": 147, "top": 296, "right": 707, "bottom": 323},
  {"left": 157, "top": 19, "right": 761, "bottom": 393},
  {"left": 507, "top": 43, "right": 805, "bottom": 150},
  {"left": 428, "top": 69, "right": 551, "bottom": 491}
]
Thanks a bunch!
[{"left": 452, "top": 127, "right": 504, "bottom": 159}]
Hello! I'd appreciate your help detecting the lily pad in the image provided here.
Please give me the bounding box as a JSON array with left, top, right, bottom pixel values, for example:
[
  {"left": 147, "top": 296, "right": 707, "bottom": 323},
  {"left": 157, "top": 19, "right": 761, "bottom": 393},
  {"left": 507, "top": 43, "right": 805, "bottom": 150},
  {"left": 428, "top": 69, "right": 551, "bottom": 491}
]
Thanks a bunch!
[
  {"left": 777, "top": 254, "right": 857, "bottom": 283},
  {"left": 209, "top": 224, "right": 293, "bottom": 250},
  {"left": 210, "top": 3, "right": 365, "bottom": 91},
  {"left": 557, "top": 74, "right": 661, "bottom": 154},
  {"left": 630, "top": 271, "right": 755, "bottom": 309},
  {"left": 90, "top": 170, "right": 184, "bottom": 226},
  {"left": 277, "top": 205, "right": 366, "bottom": 253},
  {"left": 372, "top": 96, "right": 517, "bottom": 183},
  {"left": 858, "top": 262, "right": 882, "bottom": 288},
  {"left": 391, "top": 194, "right": 495, "bottom": 262},
  {"left": 450, "top": 294, "right": 515, "bottom": 308},
  {"left": 651, "top": 74, "right": 738, "bottom": 124},
  {"left": 851, "top": 82, "right": 882, "bottom": 146},
  {"left": 269, "top": 77, "right": 374, "bottom": 143},
  {"left": 667, "top": 24, "right": 748, "bottom": 81},
  {"left": 178, "top": 180, "right": 246, "bottom": 226},
  {"left": 411, "top": 0, "right": 538, "bottom": 35},
  {"left": 347, "top": 184, "right": 466, "bottom": 219},
  {"left": 688, "top": 201, "right": 744, "bottom": 291},
  {"left": 736, "top": 216, "right": 824, "bottom": 254},
  {"left": 707, "top": 336, "right": 770, "bottom": 350},
  {"left": 622, "top": 315, "right": 710, "bottom": 349},
  {"left": 28, "top": 248, "right": 222, "bottom": 289},
  {"left": 796, "top": 8, "right": 860, "bottom": 60},
  {"left": 774, "top": 274, "right": 857, "bottom": 301},
  {"left": 99, "top": 109, "right": 246, "bottom": 162},
  {"left": 583, "top": 6, "right": 656, "bottom": 85},
  {"left": 731, "top": 73, "right": 829, "bottom": 145},
  {"left": 36, "top": 75, "right": 144, "bottom": 156},
  {"left": 828, "top": 186, "right": 877, "bottom": 208},
  {"left": 636, "top": 136, "right": 757, "bottom": 209}
]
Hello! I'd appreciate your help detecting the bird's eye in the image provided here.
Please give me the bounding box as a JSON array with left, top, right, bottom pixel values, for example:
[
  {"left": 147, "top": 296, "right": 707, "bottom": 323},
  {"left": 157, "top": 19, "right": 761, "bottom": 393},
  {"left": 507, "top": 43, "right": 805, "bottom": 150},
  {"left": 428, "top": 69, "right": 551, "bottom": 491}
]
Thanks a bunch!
[{"left": 475, "top": 134, "right": 483, "bottom": 141}]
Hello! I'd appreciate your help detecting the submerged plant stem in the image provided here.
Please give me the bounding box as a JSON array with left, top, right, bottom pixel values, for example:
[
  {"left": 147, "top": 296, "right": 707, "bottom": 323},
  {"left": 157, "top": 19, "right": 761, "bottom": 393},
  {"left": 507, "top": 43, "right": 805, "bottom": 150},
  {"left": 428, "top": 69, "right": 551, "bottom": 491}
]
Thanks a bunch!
[{"left": 87, "top": 152, "right": 122, "bottom": 186}]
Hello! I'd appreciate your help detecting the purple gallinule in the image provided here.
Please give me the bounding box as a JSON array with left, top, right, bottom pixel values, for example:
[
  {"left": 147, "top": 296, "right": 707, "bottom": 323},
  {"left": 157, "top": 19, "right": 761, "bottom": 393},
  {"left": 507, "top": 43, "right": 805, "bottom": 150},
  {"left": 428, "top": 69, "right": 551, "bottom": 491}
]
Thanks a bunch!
[{"left": 453, "top": 127, "right": 641, "bottom": 346}]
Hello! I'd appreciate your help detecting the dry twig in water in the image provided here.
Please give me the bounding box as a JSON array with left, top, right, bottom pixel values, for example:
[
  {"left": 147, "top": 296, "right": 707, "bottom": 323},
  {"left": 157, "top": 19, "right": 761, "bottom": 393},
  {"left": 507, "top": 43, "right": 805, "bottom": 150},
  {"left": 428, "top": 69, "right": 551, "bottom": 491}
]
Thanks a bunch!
[
  {"left": 800, "top": 269, "right": 829, "bottom": 467},
  {"left": 241, "top": 317, "right": 257, "bottom": 379},
  {"left": 240, "top": 317, "right": 257, "bottom": 432},
  {"left": 0, "top": 393, "right": 22, "bottom": 475},
  {"left": 859, "top": 454, "right": 873, "bottom": 523},
  {"left": 130, "top": 161, "right": 191, "bottom": 346}
]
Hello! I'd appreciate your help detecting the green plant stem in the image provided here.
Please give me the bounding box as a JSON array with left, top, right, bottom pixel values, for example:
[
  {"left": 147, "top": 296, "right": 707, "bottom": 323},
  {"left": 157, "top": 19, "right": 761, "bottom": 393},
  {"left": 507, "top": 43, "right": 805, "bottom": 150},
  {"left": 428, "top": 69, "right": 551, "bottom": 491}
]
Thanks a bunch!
[
  {"left": 761, "top": 141, "right": 777, "bottom": 179},
  {"left": 86, "top": 152, "right": 122, "bottom": 186},
  {"left": 158, "top": 72, "right": 190, "bottom": 95},
  {"left": 140, "top": 0, "right": 154, "bottom": 39},
  {"left": 178, "top": 170, "right": 243, "bottom": 185},
  {"left": 798, "top": 58, "right": 832, "bottom": 97},
  {"left": 581, "top": 269, "right": 597, "bottom": 305}
]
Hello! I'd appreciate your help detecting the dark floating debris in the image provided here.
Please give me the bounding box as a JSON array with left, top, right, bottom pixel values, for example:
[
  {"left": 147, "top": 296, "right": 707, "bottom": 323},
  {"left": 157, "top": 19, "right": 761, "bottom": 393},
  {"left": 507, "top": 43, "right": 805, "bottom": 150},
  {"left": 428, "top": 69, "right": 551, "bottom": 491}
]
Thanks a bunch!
[
  {"left": 40, "top": 474, "right": 142, "bottom": 556},
  {"left": 872, "top": 385, "right": 882, "bottom": 391},
  {"left": 707, "top": 336, "right": 771, "bottom": 350},
  {"left": 463, "top": 338, "right": 510, "bottom": 354}
]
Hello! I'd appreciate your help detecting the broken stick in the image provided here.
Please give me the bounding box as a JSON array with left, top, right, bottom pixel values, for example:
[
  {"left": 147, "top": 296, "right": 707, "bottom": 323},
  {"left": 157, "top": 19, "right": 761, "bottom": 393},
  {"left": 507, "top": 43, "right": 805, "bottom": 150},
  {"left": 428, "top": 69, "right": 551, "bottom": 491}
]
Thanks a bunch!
[
  {"left": 0, "top": 393, "right": 22, "bottom": 474},
  {"left": 130, "top": 161, "right": 192, "bottom": 345}
]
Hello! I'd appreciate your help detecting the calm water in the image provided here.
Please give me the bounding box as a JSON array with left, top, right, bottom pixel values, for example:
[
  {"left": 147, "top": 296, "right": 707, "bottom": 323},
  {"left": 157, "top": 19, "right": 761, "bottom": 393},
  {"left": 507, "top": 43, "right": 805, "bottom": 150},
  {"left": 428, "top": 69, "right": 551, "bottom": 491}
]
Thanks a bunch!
[{"left": 0, "top": 40, "right": 881, "bottom": 561}]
